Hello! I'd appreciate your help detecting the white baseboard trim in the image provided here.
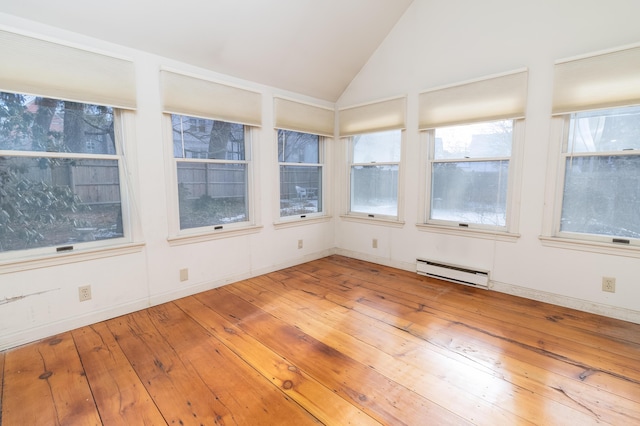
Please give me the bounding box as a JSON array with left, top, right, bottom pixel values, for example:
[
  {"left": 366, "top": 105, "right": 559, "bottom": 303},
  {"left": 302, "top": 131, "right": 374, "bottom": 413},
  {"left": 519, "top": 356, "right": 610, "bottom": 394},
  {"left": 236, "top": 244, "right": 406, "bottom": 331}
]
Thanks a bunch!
[
  {"left": 490, "top": 280, "right": 640, "bottom": 325},
  {"left": 1, "top": 249, "right": 335, "bottom": 351},
  {"left": 336, "top": 249, "right": 640, "bottom": 325},
  {"left": 334, "top": 249, "right": 416, "bottom": 273},
  {"left": 0, "top": 298, "right": 150, "bottom": 351},
  {"left": 148, "top": 248, "right": 336, "bottom": 308}
]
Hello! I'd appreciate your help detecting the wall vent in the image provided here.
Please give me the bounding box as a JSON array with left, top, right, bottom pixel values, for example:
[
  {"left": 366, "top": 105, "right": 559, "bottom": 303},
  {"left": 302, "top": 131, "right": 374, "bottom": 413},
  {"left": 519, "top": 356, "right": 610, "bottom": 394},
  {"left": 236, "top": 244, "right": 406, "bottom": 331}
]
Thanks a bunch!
[{"left": 416, "top": 258, "right": 489, "bottom": 289}]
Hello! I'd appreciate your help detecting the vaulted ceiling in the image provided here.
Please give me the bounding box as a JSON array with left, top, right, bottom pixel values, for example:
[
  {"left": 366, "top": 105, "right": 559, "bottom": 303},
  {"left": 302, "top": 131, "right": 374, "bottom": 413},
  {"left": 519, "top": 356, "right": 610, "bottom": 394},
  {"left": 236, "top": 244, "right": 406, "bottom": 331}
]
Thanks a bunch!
[{"left": 0, "top": 0, "right": 414, "bottom": 101}]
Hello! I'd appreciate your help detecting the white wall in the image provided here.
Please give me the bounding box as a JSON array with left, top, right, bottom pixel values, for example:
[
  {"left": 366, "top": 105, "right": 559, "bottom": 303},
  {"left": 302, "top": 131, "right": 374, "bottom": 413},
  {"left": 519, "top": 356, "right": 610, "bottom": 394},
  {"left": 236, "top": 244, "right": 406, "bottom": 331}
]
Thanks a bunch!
[
  {"left": 335, "top": 0, "right": 640, "bottom": 322},
  {"left": 0, "top": 13, "right": 335, "bottom": 350},
  {"left": 3, "top": 1, "right": 640, "bottom": 350}
]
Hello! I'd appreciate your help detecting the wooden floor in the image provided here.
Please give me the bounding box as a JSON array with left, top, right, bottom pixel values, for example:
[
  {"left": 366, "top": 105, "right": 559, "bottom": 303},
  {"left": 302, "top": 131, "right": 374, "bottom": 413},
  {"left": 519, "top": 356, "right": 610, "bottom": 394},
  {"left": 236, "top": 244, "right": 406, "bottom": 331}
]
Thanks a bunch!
[{"left": 1, "top": 256, "right": 640, "bottom": 425}]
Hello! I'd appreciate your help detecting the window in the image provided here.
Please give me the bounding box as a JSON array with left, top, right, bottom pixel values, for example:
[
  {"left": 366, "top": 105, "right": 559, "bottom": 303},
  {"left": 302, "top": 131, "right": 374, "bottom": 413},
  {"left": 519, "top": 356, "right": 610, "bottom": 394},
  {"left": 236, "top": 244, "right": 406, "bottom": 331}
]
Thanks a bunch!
[
  {"left": 0, "top": 91, "right": 126, "bottom": 254},
  {"left": 349, "top": 129, "right": 401, "bottom": 217},
  {"left": 428, "top": 120, "right": 513, "bottom": 228},
  {"left": 557, "top": 106, "right": 640, "bottom": 243},
  {"left": 278, "top": 130, "right": 323, "bottom": 218},
  {"left": 171, "top": 114, "right": 250, "bottom": 230}
]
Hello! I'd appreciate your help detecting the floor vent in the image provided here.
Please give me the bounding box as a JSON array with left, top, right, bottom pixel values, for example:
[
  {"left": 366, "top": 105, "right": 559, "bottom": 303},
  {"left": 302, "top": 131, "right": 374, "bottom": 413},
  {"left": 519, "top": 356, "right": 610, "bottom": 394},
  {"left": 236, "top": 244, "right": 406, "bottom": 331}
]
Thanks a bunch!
[{"left": 416, "top": 258, "right": 489, "bottom": 289}]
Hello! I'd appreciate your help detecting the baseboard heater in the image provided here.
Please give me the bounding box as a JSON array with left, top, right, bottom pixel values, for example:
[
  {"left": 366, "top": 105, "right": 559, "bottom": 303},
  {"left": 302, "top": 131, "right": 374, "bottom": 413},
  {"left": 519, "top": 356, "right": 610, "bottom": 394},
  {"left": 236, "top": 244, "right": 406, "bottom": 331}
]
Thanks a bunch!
[{"left": 416, "top": 258, "right": 489, "bottom": 289}]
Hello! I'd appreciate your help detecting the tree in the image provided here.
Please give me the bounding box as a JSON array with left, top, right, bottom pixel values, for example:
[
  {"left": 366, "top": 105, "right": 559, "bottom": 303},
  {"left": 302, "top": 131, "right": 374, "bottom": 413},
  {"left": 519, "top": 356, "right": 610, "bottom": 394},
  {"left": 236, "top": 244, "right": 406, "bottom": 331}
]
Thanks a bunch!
[{"left": 0, "top": 94, "right": 115, "bottom": 251}]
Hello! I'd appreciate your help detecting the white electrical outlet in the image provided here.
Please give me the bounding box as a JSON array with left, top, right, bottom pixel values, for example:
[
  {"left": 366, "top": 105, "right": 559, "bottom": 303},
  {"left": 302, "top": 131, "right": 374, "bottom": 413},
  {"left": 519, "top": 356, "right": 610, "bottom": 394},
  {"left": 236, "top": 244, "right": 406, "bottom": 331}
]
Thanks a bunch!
[
  {"left": 372, "top": 238, "right": 378, "bottom": 248},
  {"left": 180, "top": 268, "right": 189, "bottom": 282},
  {"left": 602, "top": 277, "right": 616, "bottom": 293},
  {"left": 78, "top": 285, "right": 92, "bottom": 302},
  {"left": 298, "top": 239, "right": 303, "bottom": 249}
]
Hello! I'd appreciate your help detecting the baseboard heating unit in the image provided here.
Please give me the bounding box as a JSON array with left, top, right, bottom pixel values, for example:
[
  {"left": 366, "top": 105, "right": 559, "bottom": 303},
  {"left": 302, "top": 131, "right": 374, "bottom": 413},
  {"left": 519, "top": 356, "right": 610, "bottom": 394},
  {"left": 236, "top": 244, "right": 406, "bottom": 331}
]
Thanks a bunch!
[{"left": 416, "top": 258, "right": 489, "bottom": 289}]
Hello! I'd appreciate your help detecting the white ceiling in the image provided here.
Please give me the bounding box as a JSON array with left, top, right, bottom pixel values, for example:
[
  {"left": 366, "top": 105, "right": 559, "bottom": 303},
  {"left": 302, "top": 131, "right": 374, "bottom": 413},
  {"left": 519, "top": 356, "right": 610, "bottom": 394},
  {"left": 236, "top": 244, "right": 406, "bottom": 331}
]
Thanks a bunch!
[{"left": 0, "top": 0, "right": 414, "bottom": 102}]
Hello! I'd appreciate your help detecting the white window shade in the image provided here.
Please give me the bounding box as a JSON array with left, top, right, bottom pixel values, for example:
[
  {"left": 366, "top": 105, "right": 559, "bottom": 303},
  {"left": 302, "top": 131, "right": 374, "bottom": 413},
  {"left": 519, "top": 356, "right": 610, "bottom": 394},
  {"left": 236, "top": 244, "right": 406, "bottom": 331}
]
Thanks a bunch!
[
  {"left": 161, "top": 70, "right": 262, "bottom": 126},
  {"left": 0, "top": 30, "right": 136, "bottom": 109},
  {"left": 419, "top": 70, "right": 528, "bottom": 130},
  {"left": 552, "top": 46, "right": 640, "bottom": 115},
  {"left": 339, "top": 97, "right": 406, "bottom": 136},
  {"left": 274, "top": 98, "right": 334, "bottom": 137}
]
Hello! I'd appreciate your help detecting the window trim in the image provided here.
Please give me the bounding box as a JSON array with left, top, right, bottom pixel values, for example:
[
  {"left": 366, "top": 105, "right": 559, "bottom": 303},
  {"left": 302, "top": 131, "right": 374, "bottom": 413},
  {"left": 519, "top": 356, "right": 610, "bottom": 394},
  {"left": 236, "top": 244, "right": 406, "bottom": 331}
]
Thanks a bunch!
[
  {"left": 541, "top": 112, "right": 640, "bottom": 250},
  {"left": 274, "top": 129, "right": 327, "bottom": 223},
  {"left": 164, "top": 114, "right": 258, "bottom": 241},
  {"left": 419, "top": 119, "right": 524, "bottom": 238},
  {"left": 344, "top": 129, "right": 404, "bottom": 223},
  {"left": 0, "top": 107, "right": 141, "bottom": 264}
]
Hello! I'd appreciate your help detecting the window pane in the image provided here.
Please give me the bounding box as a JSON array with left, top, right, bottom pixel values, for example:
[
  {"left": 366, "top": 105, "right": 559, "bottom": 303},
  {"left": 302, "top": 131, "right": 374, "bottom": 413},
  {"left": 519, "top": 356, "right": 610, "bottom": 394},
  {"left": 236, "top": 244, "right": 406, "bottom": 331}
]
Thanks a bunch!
[
  {"left": 172, "top": 115, "right": 245, "bottom": 160},
  {"left": 278, "top": 130, "right": 319, "bottom": 163},
  {"left": 279, "top": 165, "right": 321, "bottom": 217},
  {"left": 561, "top": 155, "right": 640, "bottom": 238},
  {"left": 434, "top": 120, "right": 512, "bottom": 160},
  {"left": 177, "top": 162, "right": 247, "bottom": 229},
  {"left": 0, "top": 92, "right": 115, "bottom": 154},
  {"left": 568, "top": 106, "right": 640, "bottom": 153},
  {"left": 350, "top": 165, "right": 398, "bottom": 216},
  {"left": 431, "top": 160, "right": 509, "bottom": 226},
  {"left": 0, "top": 157, "right": 123, "bottom": 252},
  {"left": 353, "top": 130, "right": 401, "bottom": 163}
]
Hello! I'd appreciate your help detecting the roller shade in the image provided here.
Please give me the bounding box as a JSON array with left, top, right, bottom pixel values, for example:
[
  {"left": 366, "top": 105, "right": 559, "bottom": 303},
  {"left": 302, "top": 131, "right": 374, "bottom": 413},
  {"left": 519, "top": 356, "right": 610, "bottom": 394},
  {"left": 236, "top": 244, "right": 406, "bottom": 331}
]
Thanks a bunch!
[
  {"left": 419, "top": 70, "right": 528, "bottom": 129},
  {"left": 0, "top": 30, "right": 136, "bottom": 109},
  {"left": 161, "top": 70, "right": 261, "bottom": 126},
  {"left": 274, "top": 97, "right": 334, "bottom": 137},
  {"left": 339, "top": 96, "right": 406, "bottom": 136},
  {"left": 552, "top": 45, "right": 640, "bottom": 115}
]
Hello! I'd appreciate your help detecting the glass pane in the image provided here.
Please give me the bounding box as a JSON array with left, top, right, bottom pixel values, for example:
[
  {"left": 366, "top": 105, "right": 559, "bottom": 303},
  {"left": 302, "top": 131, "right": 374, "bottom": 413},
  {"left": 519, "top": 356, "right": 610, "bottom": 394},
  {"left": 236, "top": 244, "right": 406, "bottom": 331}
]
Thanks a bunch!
[
  {"left": 434, "top": 120, "right": 512, "bottom": 160},
  {"left": 568, "top": 106, "right": 640, "bottom": 153},
  {"left": 278, "top": 130, "right": 319, "bottom": 163},
  {"left": 279, "top": 165, "right": 322, "bottom": 217},
  {"left": 177, "top": 162, "right": 248, "bottom": 229},
  {"left": 353, "top": 130, "right": 401, "bottom": 163},
  {"left": 561, "top": 155, "right": 640, "bottom": 238},
  {"left": 172, "top": 115, "right": 245, "bottom": 160},
  {"left": 0, "top": 157, "right": 123, "bottom": 252},
  {"left": 350, "top": 165, "right": 398, "bottom": 216},
  {"left": 0, "top": 92, "right": 115, "bottom": 154},
  {"left": 431, "top": 160, "right": 509, "bottom": 226}
]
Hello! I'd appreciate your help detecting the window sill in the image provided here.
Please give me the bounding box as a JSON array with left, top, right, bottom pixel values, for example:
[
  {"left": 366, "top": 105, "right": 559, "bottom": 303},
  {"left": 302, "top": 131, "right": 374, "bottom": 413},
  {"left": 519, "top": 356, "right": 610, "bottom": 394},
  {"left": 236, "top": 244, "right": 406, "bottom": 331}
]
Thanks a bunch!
[
  {"left": 340, "top": 214, "right": 405, "bottom": 228},
  {"left": 0, "top": 242, "right": 146, "bottom": 275},
  {"left": 274, "top": 215, "right": 332, "bottom": 230},
  {"left": 168, "top": 225, "right": 263, "bottom": 246},
  {"left": 539, "top": 235, "right": 640, "bottom": 258},
  {"left": 416, "top": 223, "right": 520, "bottom": 242}
]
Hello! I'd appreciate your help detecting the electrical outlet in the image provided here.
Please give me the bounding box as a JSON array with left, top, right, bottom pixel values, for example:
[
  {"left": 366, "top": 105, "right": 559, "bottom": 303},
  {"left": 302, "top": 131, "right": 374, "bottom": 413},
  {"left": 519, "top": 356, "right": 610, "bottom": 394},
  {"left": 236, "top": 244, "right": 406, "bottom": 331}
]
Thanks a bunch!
[
  {"left": 78, "top": 285, "right": 92, "bottom": 302},
  {"left": 602, "top": 277, "right": 616, "bottom": 293},
  {"left": 372, "top": 238, "right": 378, "bottom": 248},
  {"left": 180, "top": 268, "right": 189, "bottom": 282},
  {"left": 298, "top": 239, "right": 303, "bottom": 249}
]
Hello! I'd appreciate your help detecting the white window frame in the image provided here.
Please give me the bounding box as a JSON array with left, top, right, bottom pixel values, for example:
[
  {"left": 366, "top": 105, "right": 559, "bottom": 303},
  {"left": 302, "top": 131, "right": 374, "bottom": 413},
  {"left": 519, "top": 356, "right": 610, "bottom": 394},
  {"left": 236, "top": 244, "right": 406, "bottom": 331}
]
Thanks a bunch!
[
  {"left": 540, "top": 111, "right": 640, "bottom": 256},
  {"left": 275, "top": 129, "right": 326, "bottom": 223},
  {"left": 344, "top": 129, "right": 404, "bottom": 225},
  {"left": 165, "top": 114, "right": 260, "bottom": 245},
  {"left": 417, "top": 120, "right": 524, "bottom": 241},
  {"left": 0, "top": 106, "right": 142, "bottom": 267}
]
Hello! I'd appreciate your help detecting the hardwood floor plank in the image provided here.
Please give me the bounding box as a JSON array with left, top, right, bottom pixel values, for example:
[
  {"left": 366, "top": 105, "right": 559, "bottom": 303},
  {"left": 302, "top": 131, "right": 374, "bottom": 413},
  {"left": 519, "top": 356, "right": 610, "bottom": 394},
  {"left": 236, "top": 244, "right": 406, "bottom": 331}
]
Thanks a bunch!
[
  {"left": 195, "top": 286, "right": 470, "bottom": 426},
  {"left": 2, "top": 255, "right": 640, "bottom": 425},
  {"left": 107, "top": 302, "right": 317, "bottom": 425},
  {"left": 175, "top": 295, "right": 382, "bottom": 426},
  {"left": 290, "top": 259, "right": 640, "bottom": 383},
  {"left": 231, "top": 275, "right": 611, "bottom": 425},
  {"left": 284, "top": 258, "right": 640, "bottom": 424},
  {"left": 2, "top": 333, "right": 101, "bottom": 425},
  {"left": 71, "top": 322, "right": 167, "bottom": 425},
  {"left": 149, "top": 301, "right": 321, "bottom": 425}
]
